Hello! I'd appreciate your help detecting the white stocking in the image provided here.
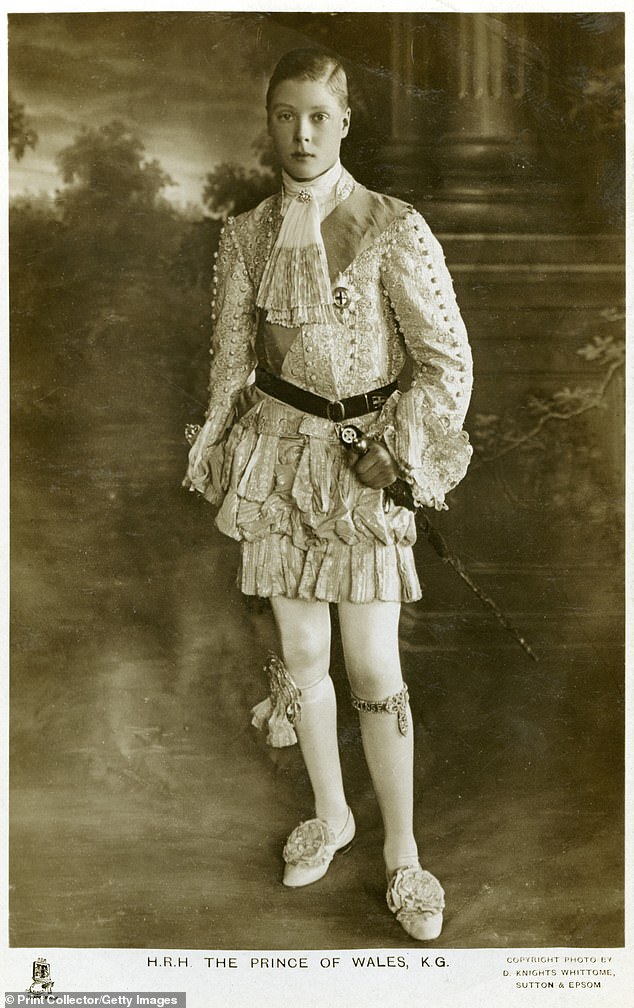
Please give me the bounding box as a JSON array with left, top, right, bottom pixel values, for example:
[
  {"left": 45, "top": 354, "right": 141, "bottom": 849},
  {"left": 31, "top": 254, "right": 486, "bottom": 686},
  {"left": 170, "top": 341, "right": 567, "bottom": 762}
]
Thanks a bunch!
[
  {"left": 338, "top": 600, "right": 419, "bottom": 874},
  {"left": 270, "top": 597, "right": 349, "bottom": 832}
]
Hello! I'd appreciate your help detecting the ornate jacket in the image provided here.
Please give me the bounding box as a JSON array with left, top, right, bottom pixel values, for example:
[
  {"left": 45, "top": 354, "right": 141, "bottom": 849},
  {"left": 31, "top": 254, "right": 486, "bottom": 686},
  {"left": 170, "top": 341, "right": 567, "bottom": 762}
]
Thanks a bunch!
[{"left": 185, "top": 169, "right": 473, "bottom": 511}]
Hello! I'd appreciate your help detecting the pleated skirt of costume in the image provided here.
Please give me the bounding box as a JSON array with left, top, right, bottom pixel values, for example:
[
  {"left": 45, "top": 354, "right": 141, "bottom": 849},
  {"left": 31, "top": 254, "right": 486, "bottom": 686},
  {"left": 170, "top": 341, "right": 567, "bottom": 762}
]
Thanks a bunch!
[{"left": 210, "top": 392, "right": 422, "bottom": 604}]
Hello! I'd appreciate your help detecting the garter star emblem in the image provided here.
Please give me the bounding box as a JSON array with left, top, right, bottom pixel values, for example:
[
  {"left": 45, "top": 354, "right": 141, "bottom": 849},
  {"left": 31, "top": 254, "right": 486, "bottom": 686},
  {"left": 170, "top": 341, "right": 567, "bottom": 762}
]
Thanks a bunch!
[{"left": 332, "top": 272, "right": 360, "bottom": 317}]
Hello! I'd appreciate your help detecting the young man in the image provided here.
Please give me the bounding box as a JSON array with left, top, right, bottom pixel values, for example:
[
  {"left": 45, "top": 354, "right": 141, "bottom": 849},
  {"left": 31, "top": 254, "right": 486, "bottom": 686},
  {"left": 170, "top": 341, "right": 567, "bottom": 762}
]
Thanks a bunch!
[{"left": 185, "top": 48, "right": 473, "bottom": 941}]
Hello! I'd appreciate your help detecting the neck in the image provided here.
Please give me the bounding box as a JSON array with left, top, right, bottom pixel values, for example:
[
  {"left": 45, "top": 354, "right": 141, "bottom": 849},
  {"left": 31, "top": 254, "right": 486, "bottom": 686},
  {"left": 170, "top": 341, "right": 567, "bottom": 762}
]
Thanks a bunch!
[{"left": 283, "top": 160, "right": 342, "bottom": 192}]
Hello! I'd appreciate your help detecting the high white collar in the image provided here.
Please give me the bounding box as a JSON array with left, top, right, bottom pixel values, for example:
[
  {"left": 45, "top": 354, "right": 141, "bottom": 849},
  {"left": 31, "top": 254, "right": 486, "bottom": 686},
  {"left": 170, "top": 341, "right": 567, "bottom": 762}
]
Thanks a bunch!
[{"left": 281, "top": 160, "right": 343, "bottom": 204}]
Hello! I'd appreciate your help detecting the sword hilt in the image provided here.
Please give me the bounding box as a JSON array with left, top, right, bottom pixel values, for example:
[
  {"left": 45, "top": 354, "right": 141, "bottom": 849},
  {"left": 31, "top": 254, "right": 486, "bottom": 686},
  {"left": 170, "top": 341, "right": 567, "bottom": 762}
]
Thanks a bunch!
[
  {"left": 338, "top": 423, "right": 370, "bottom": 456},
  {"left": 338, "top": 424, "right": 416, "bottom": 511}
]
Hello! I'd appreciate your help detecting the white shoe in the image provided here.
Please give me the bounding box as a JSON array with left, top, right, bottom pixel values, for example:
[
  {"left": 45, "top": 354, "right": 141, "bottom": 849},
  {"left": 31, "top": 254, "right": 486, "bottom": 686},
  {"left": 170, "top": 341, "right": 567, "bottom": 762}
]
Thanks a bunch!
[{"left": 282, "top": 808, "right": 356, "bottom": 887}]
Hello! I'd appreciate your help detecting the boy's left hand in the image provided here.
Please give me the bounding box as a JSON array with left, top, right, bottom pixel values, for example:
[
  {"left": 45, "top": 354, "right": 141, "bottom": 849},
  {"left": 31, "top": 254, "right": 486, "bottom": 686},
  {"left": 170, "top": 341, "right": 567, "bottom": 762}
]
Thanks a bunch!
[{"left": 349, "top": 440, "right": 398, "bottom": 489}]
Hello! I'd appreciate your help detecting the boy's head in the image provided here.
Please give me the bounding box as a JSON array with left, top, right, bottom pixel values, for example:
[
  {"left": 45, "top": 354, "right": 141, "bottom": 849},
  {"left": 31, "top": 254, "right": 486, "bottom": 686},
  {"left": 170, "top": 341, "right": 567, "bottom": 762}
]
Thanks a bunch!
[
  {"left": 266, "top": 48, "right": 349, "bottom": 113},
  {"left": 266, "top": 48, "right": 351, "bottom": 181}
]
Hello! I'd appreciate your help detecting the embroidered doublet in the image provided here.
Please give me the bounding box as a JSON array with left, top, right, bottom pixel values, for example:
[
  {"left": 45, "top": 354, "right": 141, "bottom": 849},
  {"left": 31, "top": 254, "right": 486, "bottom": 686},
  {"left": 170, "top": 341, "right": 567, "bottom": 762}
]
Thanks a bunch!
[{"left": 184, "top": 171, "right": 473, "bottom": 603}]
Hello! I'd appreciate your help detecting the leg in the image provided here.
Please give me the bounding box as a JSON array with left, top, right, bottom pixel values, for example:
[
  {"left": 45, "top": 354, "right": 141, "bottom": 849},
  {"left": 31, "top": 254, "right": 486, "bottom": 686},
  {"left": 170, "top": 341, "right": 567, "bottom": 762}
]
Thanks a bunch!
[
  {"left": 270, "top": 596, "right": 349, "bottom": 831},
  {"left": 338, "top": 599, "right": 444, "bottom": 940},
  {"left": 337, "top": 600, "right": 418, "bottom": 874}
]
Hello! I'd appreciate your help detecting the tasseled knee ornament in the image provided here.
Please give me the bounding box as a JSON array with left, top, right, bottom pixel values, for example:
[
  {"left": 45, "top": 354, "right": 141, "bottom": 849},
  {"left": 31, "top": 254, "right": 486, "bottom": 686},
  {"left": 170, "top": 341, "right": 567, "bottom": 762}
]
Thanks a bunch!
[
  {"left": 351, "top": 683, "right": 410, "bottom": 736},
  {"left": 251, "top": 651, "right": 302, "bottom": 748}
]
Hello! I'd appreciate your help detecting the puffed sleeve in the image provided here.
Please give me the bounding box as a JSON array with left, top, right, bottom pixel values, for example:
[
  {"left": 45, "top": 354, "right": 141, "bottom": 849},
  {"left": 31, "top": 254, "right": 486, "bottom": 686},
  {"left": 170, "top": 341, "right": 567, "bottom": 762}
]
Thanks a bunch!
[
  {"left": 183, "top": 216, "right": 257, "bottom": 502},
  {"left": 379, "top": 209, "right": 473, "bottom": 510}
]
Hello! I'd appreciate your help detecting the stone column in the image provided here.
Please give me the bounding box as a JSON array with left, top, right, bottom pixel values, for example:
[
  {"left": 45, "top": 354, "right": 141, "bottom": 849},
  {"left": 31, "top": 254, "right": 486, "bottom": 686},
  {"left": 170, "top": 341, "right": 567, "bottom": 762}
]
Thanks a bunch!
[
  {"left": 380, "top": 12, "right": 432, "bottom": 199},
  {"left": 434, "top": 12, "right": 547, "bottom": 230},
  {"left": 382, "top": 12, "right": 562, "bottom": 230}
]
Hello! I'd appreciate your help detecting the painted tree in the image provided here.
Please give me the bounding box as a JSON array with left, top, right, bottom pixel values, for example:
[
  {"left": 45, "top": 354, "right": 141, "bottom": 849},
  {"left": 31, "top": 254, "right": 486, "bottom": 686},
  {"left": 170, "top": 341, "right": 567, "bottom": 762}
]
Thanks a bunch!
[
  {"left": 55, "top": 120, "right": 173, "bottom": 220},
  {"left": 8, "top": 96, "right": 38, "bottom": 160}
]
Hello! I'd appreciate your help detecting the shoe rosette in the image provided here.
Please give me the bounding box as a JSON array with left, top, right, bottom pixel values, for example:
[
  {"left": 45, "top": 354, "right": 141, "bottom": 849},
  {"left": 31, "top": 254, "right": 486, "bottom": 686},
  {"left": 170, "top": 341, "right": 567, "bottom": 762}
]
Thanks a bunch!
[
  {"left": 283, "top": 818, "right": 336, "bottom": 868},
  {"left": 386, "top": 866, "right": 445, "bottom": 928}
]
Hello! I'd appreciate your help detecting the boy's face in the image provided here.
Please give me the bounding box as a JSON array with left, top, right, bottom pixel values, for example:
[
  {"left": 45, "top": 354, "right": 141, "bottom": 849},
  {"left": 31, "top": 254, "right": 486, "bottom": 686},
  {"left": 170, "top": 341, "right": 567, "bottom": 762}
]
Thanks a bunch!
[{"left": 268, "top": 77, "right": 350, "bottom": 182}]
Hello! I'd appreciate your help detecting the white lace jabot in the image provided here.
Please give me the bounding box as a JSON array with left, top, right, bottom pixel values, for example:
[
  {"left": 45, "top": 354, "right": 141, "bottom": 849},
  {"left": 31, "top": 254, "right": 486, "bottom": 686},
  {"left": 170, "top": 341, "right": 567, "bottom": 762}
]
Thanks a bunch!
[{"left": 256, "top": 161, "right": 343, "bottom": 327}]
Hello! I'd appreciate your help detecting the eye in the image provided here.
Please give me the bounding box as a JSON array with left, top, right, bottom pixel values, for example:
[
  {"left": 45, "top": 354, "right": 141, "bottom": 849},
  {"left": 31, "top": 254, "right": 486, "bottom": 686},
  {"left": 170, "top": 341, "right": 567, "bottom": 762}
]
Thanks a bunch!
[
  {"left": 276, "top": 112, "right": 293, "bottom": 122},
  {"left": 313, "top": 113, "right": 328, "bottom": 122}
]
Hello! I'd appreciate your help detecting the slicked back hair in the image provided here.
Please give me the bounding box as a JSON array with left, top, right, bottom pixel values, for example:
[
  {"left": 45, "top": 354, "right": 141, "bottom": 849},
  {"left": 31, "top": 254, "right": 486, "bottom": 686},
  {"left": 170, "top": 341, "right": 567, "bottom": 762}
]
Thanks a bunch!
[{"left": 266, "top": 48, "right": 349, "bottom": 112}]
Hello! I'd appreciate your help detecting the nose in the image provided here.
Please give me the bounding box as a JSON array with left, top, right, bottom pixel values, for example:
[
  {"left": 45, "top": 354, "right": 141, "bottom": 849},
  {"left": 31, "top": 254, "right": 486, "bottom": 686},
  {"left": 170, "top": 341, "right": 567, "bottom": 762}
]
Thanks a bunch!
[{"left": 294, "top": 116, "right": 311, "bottom": 145}]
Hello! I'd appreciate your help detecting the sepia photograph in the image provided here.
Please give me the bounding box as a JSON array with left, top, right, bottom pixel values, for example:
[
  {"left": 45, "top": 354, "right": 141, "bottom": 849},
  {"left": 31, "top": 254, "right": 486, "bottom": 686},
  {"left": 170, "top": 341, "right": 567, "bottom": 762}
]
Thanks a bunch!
[{"left": 4, "top": 5, "right": 628, "bottom": 1003}]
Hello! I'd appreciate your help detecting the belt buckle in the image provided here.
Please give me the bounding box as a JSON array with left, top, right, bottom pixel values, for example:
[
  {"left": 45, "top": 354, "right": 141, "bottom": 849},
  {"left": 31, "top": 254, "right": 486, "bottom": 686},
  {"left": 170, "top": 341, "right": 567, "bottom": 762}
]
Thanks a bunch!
[
  {"left": 368, "top": 393, "right": 386, "bottom": 411},
  {"left": 327, "top": 399, "right": 346, "bottom": 423}
]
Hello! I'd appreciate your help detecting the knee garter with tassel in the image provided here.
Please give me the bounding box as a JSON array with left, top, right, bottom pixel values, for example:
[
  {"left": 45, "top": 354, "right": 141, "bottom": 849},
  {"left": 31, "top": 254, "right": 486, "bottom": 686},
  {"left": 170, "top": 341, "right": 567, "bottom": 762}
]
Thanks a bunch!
[{"left": 251, "top": 651, "right": 302, "bottom": 748}]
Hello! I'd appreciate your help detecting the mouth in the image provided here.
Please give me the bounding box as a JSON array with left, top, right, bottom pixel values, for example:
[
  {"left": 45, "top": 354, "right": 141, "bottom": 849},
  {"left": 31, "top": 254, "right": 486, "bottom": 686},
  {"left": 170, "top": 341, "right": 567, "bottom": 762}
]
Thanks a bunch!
[{"left": 292, "top": 151, "right": 313, "bottom": 159}]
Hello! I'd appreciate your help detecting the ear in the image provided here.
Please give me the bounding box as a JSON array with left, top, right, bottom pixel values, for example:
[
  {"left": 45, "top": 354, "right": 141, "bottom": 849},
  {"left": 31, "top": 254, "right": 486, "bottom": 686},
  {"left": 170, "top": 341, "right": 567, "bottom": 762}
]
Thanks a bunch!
[{"left": 341, "top": 107, "right": 351, "bottom": 138}]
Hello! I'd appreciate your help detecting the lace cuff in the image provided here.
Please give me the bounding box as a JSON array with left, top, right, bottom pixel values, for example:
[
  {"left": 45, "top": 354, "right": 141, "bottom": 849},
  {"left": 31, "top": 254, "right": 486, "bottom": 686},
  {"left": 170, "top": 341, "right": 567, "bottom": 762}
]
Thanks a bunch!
[
  {"left": 182, "top": 416, "right": 230, "bottom": 504},
  {"left": 374, "top": 389, "right": 472, "bottom": 511}
]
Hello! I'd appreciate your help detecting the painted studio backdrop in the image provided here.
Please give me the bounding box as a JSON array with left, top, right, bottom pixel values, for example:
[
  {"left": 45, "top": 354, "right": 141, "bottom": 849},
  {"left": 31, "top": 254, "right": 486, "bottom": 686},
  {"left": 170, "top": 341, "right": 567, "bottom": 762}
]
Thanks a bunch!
[{"left": 9, "top": 12, "right": 624, "bottom": 949}]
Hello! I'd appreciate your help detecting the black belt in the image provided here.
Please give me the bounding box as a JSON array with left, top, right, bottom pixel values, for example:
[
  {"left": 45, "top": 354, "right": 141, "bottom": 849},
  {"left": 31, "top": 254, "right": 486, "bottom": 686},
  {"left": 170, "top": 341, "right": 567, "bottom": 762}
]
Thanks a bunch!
[{"left": 254, "top": 367, "right": 397, "bottom": 422}]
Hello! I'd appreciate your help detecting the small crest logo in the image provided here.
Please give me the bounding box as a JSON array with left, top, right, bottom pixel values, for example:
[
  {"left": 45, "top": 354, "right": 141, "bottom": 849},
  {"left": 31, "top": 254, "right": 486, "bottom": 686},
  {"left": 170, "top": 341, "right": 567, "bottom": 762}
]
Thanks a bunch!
[
  {"left": 331, "top": 272, "right": 360, "bottom": 317},
  {"left": 27, "top": 957, "right": 55, "bottom": 996}
]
